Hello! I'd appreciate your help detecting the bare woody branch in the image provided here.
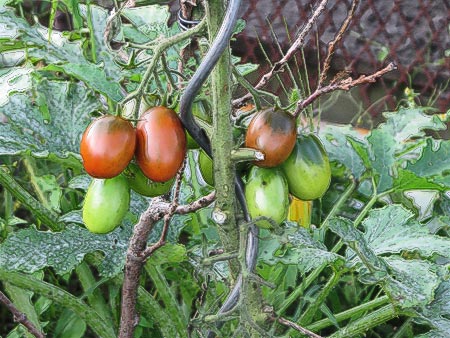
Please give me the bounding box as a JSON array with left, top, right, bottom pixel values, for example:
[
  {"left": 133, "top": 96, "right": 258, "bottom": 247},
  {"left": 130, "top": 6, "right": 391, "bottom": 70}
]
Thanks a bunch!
[
  {"left": 118, "top": 163, "right": 216, "bottom": 338},
  {"left": 318, "top": 0, "right": 360, "bottom": 87},
  {"left": 232, "top": 0, "right": 329, "bottom": 107},
  {"left": 294, "top": 62, "right": 397, "bottom": 118},
  {"left": 0, "top": 291, "right": 45, "bottom": 338}
]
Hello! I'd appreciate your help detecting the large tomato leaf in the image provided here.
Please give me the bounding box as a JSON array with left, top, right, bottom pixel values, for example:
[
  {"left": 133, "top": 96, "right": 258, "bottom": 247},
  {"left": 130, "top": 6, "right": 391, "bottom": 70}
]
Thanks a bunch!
[
  {"left": 328, "top": 209, "right": 446, "bottom": 309},
  {"left": 0, "top": 7, "right": 125, "bottom": 102},
  {"left": 360, "top": 205, "right": 450, "bottom": 258},
  {"left": 0, "top": 80, "right": 100, "bottom": 159},
  {"left": 0, "top": 223, "right": 132, "bottom": 277}
]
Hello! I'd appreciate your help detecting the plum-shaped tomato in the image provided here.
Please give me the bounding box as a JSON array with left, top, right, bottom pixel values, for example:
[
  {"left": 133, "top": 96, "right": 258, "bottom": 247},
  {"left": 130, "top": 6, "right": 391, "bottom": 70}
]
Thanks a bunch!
[
  {"left": 135, "top": 106, "right": 187, "bottom": 182},
  {"left": 80, "top": 115, "right": 136, "bottom": 179}
]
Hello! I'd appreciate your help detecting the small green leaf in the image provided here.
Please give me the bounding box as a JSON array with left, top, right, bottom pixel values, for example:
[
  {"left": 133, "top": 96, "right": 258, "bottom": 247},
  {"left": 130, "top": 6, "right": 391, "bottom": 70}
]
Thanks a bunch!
[
  {"left": 148, "top": 244, "right": 187, "bottom": 265},
  {"left": 258, "top": 226, "right": 343, "bottom": 274},
  {"left": 54, "top": 309, "right": 86, "bottom": 338},
  {"left": 321, "top": 125, "right": 366, "bottom": 179}
]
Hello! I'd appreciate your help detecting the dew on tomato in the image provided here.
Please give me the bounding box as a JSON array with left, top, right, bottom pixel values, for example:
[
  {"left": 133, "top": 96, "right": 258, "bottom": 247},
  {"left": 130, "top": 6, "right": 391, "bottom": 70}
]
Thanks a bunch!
[
  {"left": 245, "top": 108, "right": 296, "bottom": 167},
  {"left": 80, "top": 115, "right": 136, "bottom": 179},
  {"left": 136, "top": 106, "right": 187, "bottom": 182}
]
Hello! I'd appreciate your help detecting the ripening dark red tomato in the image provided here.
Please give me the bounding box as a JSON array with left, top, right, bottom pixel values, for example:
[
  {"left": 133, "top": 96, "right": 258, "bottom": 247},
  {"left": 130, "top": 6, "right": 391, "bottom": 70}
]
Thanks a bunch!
[
  {"left": 80, "top": 115, "right": 136, "bottom": 179},
  {"left": 245, "top": 108, "right": 297, "bottom": 167},
  {"left": 136, "top": 106, "right": 187, "bottom": 182}
]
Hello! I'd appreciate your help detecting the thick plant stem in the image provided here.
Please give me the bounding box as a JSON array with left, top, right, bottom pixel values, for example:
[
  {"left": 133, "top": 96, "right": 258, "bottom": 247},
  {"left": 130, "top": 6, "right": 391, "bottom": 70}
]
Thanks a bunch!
[
  {"left": 328, "top": 304, "right": 397, "bottom": 338},
  {"left": 207, "top": 0, "right": 239, "bottom": 265},
  {"left": 307, "top": 296, "right": 390, "bottom": 332}
]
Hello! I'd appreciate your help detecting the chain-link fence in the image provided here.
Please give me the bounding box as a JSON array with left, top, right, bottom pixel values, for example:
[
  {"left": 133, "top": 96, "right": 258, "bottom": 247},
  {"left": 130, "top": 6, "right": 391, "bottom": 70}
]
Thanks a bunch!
[{"left": 226, "top": 0, "right": 449, "bottom": 116}]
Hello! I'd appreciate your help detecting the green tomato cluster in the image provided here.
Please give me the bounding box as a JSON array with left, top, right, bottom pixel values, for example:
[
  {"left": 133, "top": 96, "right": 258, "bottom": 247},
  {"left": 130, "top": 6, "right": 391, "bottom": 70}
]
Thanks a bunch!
[{"left": 244, "top": 134, "right": 331, "bottom": 229}]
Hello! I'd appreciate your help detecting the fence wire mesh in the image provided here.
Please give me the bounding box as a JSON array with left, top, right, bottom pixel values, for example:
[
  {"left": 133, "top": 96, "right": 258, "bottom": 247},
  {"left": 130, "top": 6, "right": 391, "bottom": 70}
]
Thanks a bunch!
[{"left": 226, "top": 0, "right": 450, "bottom": 116}]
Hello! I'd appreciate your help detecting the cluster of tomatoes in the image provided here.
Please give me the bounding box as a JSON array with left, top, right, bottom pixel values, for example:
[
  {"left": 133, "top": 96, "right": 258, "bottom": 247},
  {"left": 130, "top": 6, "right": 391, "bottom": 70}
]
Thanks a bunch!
[
  {"left": 243, "top": 107, "right": 331, "bottom": 229},
  {"left": 80, "top": 106, "right": 186, "bottom": 234},
  {"left": 79, "top": 104, "right": 330, "bottom": 234}
]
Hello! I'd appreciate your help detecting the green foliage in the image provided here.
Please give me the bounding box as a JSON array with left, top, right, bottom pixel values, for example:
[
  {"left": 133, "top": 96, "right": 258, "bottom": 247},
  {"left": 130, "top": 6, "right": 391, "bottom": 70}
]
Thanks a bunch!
[{"left": 0, "top": 1, "right": 449, "bottom": 337}]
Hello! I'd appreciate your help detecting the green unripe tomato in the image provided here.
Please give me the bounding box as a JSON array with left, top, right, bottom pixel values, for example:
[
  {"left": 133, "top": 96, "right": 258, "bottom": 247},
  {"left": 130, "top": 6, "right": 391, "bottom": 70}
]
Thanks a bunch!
[
  {"left": 126, "top": 163, "right": 174, "bottom": 197},
  {"left": 281, "top": 134, "right": 331, "bottom": 200},
  {"left": 198, "top": 150, "right": 214, "bottom": 186},
  {"left": 82, "top": 175, "right": 130, "bottom": 234},
  {"left": 245, "top": 166, "right": 289, "bottom": 229}
]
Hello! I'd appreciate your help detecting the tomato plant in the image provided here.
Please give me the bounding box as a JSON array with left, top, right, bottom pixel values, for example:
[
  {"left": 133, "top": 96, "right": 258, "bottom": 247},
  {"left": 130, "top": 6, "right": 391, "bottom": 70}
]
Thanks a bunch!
[
  {"left": 126, "top": 163, "right": 174, "bottom": 197},
  {"left": 244, "top": 166, "right": 289, "bottom": 228},
  {"left": 244, "top": 108, "right": 297, "bottom": 167},
  {"left": 80, "top": 115, "right": 136, "bottom": 179},
  {"left": 135, "top": 106, "right": 187, "bottom": 182},
  {"left": 82, "top": 175, "right": 130, "bottom": 234},
  {"left": 281, "top": 134, "right": 331, "bottom": 200}
]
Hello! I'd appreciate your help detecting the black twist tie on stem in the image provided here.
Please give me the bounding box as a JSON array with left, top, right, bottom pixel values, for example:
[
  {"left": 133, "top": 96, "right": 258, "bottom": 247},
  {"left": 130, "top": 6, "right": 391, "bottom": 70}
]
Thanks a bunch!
[{"left": 177, "top": 9, "right": 201, "bottom": 32}]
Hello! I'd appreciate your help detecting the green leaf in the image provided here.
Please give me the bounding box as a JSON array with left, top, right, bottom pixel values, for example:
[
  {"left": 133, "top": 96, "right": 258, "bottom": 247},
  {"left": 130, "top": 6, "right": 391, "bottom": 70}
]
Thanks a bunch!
[
  {"left": 43, "top": 63, "right": 125, "bottom": 102},
  {"left": 394, "top": 169, "right": 445, "bottom": 191},
  {"left": 360, "top": 205, "right": 450, "bottom": 259},
  {"left": 54, "top": 309, "right": 86, "bottom": 338},
  {"left": 0, "top": 224, "right": 132, "bottom": 277},
  {"left": 407, "top": 139, "right": 450, "bottom": 188},
  {"left": 148, "top": 243, "right": 187, "bottom": 265},
  {"left": 320, "top": 125, "right": 367, "bottom": 179},
  {"left": 416, "top": 281, "right": 450, "bottom": 337},
  {"left": 0, "top": 67, "right": 32, "bottom": 106},
  {"left": 122, "top": 5, "right": 171, "bottom": 40},
  {"left": 258, "top": 226, "right": 343, "bottom": 274},
  {"left": 78, "top": 4, "right": 124, "bottom": 82},
  {"left": 379, "top": 108, "right": 446, "bottom": 145},
  {"left": 383, "top": 256, "right": 439, "bottom": 309},
  {"left": 367, "top": 129, "right": 396, "bottom": 192},
  {"left": 328, "top": 217, "right": 388, "bottom": 275},
  {"left": 0, "top": 8, "right": 84, "bottom": 64},
  {"left": 0, "top": 80, "right": 100, "bottom": 158}
]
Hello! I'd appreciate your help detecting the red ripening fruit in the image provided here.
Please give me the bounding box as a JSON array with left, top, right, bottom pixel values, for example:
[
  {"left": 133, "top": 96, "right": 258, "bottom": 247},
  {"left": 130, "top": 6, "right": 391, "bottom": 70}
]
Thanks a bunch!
[
  {"left": 136, "top": 106, "right": 187, "bottom": 182},
  {"left": 245, "top": 108, "right": 297, "bottom": 167},
  {"left": 80, "top": 115, "right": 136, "bottom": 178}
]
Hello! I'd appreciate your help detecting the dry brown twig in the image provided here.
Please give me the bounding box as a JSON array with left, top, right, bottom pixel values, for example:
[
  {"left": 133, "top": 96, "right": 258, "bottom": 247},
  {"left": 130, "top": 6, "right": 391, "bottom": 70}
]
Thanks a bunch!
[
  {"left": 118, "top": 161, "right": 216, "bottom": 338},
  {"left": 318, "top": 0, "right": 360, "bottom": 87},
  {"left": 263, "top": 306, "right": 323, "bottom": 338},
  {"left": 232, "top": 0, "right": 329, "bottom": 107},
  {"left": 0, "top": 291, "right": 45, "bottom": 338},
  {"left": 294, "top": 62, "right": 397, "bottom": 118}
]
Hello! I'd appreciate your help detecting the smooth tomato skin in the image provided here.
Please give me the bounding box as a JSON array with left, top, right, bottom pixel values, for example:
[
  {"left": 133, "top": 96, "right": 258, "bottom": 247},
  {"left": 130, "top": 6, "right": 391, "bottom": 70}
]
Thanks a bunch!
[
  {"left": 80, "top": 115, "right": 136, "bottom": 179},
  {"left": 281, "top": 134, "right": 331, "bottom": 200},
  {"left": 82, "top": 175, "right": 130, "bottom": 234},
  {"left": 136, "top": 106, "right": 187, "bottom": 182},
  {"left": 245, "top": 166, "right": 289, "bottom": 229},
  {"left": 127, "top": 163, "right": 174, "bottom": 197},
  {"left": 245, "top": 108, "right": 297, "bottom": 167},
  {"left": 198, "top": 150, "right": 214, "bottom": 186}
]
